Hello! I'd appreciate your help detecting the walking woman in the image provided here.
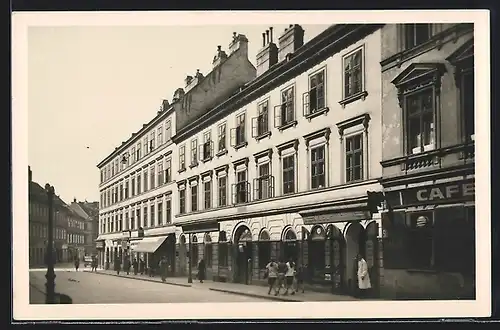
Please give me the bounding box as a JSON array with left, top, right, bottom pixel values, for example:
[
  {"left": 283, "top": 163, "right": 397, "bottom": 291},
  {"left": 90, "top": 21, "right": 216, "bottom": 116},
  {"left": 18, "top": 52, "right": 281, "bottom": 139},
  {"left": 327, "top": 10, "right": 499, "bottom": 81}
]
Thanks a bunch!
[
  {"left": 197, "top": 259, "right": 206, "bottom": 283},
  {"left": 159, "top": 256, "right": 168, "bottom": 282},
  {"left": 265, "top": 259, "right": 278, "bottom": 295}
]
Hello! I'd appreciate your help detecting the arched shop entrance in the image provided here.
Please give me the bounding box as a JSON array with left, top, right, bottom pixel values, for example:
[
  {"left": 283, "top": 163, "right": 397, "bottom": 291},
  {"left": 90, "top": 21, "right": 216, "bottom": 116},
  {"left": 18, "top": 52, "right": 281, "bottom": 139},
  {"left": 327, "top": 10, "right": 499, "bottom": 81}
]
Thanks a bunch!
[
  {"left": 282, "top": 227, "right": 298, "bottom": 263},
  {"left": 345, "top": 221, "right": 366, "bottom": 294},
  {"left": 257, "top": 229, "right": 271, "bottom": 279},
  {"left": 234, "top": 225, "right": 252, "bottom": 284},
  {"left": 326, "top": 224, "right": 346, "bottom": 292},
  {"left": 308, "top": 225, "right": 326, "bottom": 281},
  {"left": 364, "top": 221, "right": 379, "bottom": 294},
  {"left": 178, "top": 235, "right": 187, "bottom": 276}
]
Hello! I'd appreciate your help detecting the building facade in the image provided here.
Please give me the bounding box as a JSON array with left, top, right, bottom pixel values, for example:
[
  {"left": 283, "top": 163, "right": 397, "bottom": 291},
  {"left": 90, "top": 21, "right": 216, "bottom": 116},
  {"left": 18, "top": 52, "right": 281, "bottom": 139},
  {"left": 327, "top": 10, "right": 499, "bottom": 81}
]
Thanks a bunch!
[
  {"left": 28, "top": 166, "right": 69, "bottom": 267},
  {"left": 96, "top": 99, "right": 180, "bottom": 272},
  {"left": 378, "top": 23, "right": 475, "bottom": 299},
  {"left": 69, "top": 199, "right": 98, "bottom": 256},
  {"left": 79, "top": 201, "right": 99, "bottom": 255},
  {"left": 66, "top": 205, "right": 87, "bottom": 262},
  {"left": 172, "top": 24, "right": 385, "bottom": 295}
]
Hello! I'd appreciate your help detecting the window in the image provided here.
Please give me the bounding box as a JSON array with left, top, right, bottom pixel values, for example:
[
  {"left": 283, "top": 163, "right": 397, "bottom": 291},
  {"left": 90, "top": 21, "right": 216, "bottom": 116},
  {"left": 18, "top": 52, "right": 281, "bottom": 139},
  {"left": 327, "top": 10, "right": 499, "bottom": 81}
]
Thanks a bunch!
[
  {"left": 204, "top": 181, "right": 211, "bottom": 209},
  {"left": 252, "top": 101, "right": 269, "bottom": 138},
  {"left": 125, "top": 212, "right": 129, "bottom": 230},
  {"left": 165, "top": 159, "right": 172, "bottom": 182},
  {"left": 190, "top": 139, "right": 198, "bottom": 167},
  {"left": 156, "top": 162, "right": 164, "bottom": 186},
  {"left": 282, "top": 154, "right": 295, "bottom": 195},
  {"left": 166, "top": 200, "right": 172, "bottom": 224},
  {"left": 303, "top": 69, "right": 325, "bottom": 116},
  {"left": 125, "top": 180, "right": 129, "bottom": 199},
  {"left": 406, "top": 88, "right": 435, "bottom": 154},
  {"left": 136, "top": 143, "right": 141, "bottom": 160},
  {"left": 254, "top": 163, "right": 274, "bottom": 200},
  {"left": 275, "top": 86, "right": 295, "bottom": 128},
  {"left": 143, "top": 137, "right": 149, "bottom": 155},
  {"left": 143, "top": 170, "right": 148, "bottom": 191},
  {"left": 404, "top": 24, "right": 431, "bottom": 49},
  {"left": 461, "top": 71, "right": 475, "bottom": 141},
  {"left": 343, "top": 49, "right": 363, "bottom": 99},
  {"left": 150, "top": 165, "right": 155, "bottom": 189},
  {"left": 218, "top": 123, "right": 226, "bottom": 152},
  {"left": 150, "top": 205, "right": 155, "bottom": 227},
  {"left": 165, "top": 120, "right": 172, "bottom": 141},
  {"left": 158, "top": 126, "right": 163, "bottom": 146},
  {"left": 150, "top": 132, "right": 155, "bottom": 152},
  {"left": 119, "top": 183, "right": 123, "bottom": 201},
  {"left": 131, "top": 147, "right": 136, "bottom": 164},
  {"left": 136, "top": 209, "right": 141, "bottom": 228},
  {"left": 234, "top": 170, "right": 249, "bottom": 204},
  {"left": 311, "top": 145, "right": 326, "bottom": 189},
  {"left": 179, "top": 189, "right": 186, "bottom": 214},
  {"left": 231, "top": 113, "right": 246, "bottom": 147},
  {"left": 130, "top": 212, "right": 135, "bottom": 230},
  {"left": 191, "top": 185, "right": 198, "bottom": 212},
  {"left": 201, "top": 131, "right": 213, "bottom": 161},
  {"left": 137, "top": 173, "right": 141, "bottom": 194},
  {"left": 111, "top": 161, "right": 115, "bottom": 176},
  {"left": 345, "top": 134, "right": 363, "bottom": 182},
  {"left": 143, "top": 206, "right": 148, "bottom": 227},
  {"left": 179, "top": 146, "right": 186, "bottom": 171},
  {"left": 408, "top": 212, "right": 434, "bottom": 269},
  {"left": 218, "top": 176, "right": 227, "bottom": 207}
]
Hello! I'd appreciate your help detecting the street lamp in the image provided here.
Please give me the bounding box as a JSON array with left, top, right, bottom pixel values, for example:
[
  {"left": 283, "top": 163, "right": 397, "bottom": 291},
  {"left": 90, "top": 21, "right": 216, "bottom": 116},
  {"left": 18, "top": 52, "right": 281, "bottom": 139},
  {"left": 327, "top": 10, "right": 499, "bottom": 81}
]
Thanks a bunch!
[
  {"left": 187, "top": 233, "right": 193, "bottom": 283},
  {"left": 44, "top": 184, "right": 56, "bottom": 304}
]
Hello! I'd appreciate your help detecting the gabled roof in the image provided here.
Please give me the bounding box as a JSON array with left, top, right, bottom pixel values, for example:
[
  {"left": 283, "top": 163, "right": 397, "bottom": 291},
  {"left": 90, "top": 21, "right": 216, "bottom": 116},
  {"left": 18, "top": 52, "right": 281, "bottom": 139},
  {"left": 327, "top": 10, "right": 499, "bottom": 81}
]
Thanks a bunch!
[{"left": 69, "top": 202, "right": 91, "bottom": 220}]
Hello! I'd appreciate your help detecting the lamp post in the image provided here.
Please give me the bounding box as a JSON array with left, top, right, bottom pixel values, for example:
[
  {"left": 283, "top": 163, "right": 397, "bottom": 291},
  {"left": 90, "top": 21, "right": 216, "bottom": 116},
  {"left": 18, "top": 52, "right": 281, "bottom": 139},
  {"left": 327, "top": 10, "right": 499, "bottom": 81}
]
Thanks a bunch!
[
  {"left": 44, "top": 184, "right": 56, "bottom": 304},
  {"left": 187, "top": 233, "right": 193, "bottom": 283}
]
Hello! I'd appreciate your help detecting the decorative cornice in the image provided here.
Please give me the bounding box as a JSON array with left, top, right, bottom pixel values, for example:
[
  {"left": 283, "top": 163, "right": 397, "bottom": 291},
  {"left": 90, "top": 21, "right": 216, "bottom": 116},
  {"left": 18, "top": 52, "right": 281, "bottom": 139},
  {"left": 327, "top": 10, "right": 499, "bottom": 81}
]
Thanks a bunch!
[
  {"left": 177, "top": 179, "right": 187, "bottom": 187},
  {"left": 276, "top": 138, "right": 299, "bottom": 155},
  {"left": 232, "top": 157, "right": 249, "bottom": 170},
  {"left": 253, "top": 148, "right": 273, "bottom": 161},
  {"left": 188, "top": 175, "right": 199, "bottom": 183},
  {"left": 303, "top": 127, "right": 331, "bottom": 147},
  {"left": 214, "top": 164, "right": 229, "bottom": 174},
  {"left": 201, "top": 169, "right": 213, "bottom": 178},
  {"left": 336, "top": 113, "right": 371, "bottom": 137}
]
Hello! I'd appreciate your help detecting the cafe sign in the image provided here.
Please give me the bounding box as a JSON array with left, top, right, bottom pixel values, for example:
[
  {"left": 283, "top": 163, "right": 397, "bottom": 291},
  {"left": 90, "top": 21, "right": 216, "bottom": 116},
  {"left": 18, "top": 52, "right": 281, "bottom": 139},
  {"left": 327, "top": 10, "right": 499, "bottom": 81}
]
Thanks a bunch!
[{"left": 385, "top": 178, "right": 475, "bottom": 207}]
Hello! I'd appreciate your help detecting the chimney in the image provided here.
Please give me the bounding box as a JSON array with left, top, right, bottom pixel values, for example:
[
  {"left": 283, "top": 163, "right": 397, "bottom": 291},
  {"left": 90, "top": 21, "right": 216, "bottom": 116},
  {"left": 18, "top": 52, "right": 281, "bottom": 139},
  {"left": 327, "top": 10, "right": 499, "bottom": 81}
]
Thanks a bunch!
[
  {"left": 73, "top": 198, "right": 76, "bottom": 203},
  {"left": 172, "top": 88, "right": 185, "bottom": 103},
  {"left": 184, "top": 75, "right": 193, "bottom": 87},
  {"left": 278, "top": 24, "right": 305, "bottom": 62},
  {"left": 212, "top": 45, "right": 228, "bottom": 67},
  {"left": 185, "top": 69, "right": 204, "bottom": 93},
  {"left": 256, "top": 26, "right": 278, "bottom": 76},
  {"left": 28, "top": 166, "right": 32, "bottom": 183},
  {"left": 228, "top": 32, "right": 249, "bottom": 57}
]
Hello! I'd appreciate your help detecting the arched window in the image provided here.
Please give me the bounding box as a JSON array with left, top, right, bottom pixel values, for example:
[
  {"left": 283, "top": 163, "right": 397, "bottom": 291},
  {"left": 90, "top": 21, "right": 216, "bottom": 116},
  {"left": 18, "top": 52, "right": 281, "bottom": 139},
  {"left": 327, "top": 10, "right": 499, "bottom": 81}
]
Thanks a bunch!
[
  {"left": 204, "top": 233, "right": 212, "bottom": 267},
  {"left": 282, "top": 227, "right": 298, "bottom": 263},
  {"left": 258, "top": 229, "right": 271, "bottom": 270},
  {"left": 191, "top": 235, "right": 199, "bottom": 267},
  {"left": 309, "top": 225, "right": 326, "bottom": 280}
]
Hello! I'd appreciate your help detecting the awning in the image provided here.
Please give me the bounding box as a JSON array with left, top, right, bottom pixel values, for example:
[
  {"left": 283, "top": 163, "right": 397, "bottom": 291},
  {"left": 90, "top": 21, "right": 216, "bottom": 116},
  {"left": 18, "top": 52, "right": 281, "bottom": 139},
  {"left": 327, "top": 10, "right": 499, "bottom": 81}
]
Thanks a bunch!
[
  {"left": 132, "top": 236, "right": 168, "bottom": 253},
  {"left": 180, "top": 221, "right": 219, "bottom": 234}
]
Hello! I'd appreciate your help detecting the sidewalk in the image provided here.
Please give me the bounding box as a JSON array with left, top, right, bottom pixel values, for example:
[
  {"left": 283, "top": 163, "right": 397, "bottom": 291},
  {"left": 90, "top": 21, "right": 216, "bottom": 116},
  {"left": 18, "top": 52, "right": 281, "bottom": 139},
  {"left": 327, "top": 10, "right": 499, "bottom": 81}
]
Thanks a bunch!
[{"left": 84, "top": 269, "right": 360, "bottom": 302}]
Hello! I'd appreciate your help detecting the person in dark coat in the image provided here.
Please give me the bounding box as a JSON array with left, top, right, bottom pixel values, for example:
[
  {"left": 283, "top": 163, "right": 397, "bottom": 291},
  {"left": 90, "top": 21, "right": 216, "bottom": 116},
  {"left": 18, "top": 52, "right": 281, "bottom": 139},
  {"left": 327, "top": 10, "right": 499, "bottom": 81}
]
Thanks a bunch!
[
  {"left": 124, "top": 256, "right": 131, "bottom": 275},
  {"left": 74, "top": 256, "right": 80, "bottom": 272},
  {"left": 133, "top": 258, "right": 138, "bottom": 275},
  {"left": 114, "top": 256, "right": 121, "bottom": 275},
  {"left": 197, "top": 259, "right": 206, "bottom": 283},
  {"left": 139, "top": 258, "right": 145, "bottom": 275},
  {"left": 159, "top": 256, "right": 168, "bottom": 283}
]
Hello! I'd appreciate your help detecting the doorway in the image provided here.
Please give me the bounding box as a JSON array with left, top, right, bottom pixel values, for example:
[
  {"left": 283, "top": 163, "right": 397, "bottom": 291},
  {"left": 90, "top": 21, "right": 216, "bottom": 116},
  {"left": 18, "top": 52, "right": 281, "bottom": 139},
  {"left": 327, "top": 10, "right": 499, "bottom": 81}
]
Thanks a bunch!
[
  {"left": 282, "top": 227, "right": 298, "bottom": 263},
  {"left": 234, "top": 226, "right": 252, "bottom": 284},
  {"left": 345, "top": 222, "right": 366, "bottom": 295},
  {"left": 179, "top": 235, "right": 187, "bottom": 276}
]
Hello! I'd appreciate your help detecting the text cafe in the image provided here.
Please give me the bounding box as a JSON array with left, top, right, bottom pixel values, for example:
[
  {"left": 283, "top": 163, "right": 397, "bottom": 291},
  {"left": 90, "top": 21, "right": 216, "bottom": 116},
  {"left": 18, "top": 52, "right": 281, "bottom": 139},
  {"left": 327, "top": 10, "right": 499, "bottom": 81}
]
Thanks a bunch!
[{"left": 379, "top": 178, "right": 476, "bottom": 299}]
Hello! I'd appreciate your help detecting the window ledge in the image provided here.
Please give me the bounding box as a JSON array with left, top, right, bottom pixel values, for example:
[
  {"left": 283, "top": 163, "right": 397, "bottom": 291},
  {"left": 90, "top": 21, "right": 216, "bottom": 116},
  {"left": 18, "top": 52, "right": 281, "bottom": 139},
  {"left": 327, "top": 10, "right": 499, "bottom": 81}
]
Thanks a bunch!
[
  {"left": 255, "top": 131, "right": 272, "bottom": 141},
  {"left": 189, "top": 162, "right": 199, "bottom": 169},
  {"left": 339, "top": 91, "right": 368, "bottom": 108},
  {"left": 178, "top": 168, "right": 186, "bottom": 173},
  {"left": 278, "top": 120, "right": 298, "bottom": 132},
  {"left": 305, "top": 107, "right": 329, "bottom": 121},
  {"left": 216, "top": 149, "right": 228, "bottom": 158},
  {"left": 233, "top": 142, "right": 248, "bottom": 150},
  {"left": 201, "top": 156, "right": 213, "bottom": 163}
]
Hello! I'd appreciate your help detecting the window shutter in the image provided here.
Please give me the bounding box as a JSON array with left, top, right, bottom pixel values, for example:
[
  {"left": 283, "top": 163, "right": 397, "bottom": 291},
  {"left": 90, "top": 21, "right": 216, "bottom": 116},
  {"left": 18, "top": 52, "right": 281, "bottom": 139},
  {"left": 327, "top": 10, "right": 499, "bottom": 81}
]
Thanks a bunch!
[
  {"left": 251, "top": 117, "right": 258, "bottom": 138},
  {"left": 230, "top": 128, "right": 237, "bottom": 147},
  {"left": 231, "top": 183, "right": 236, "bottom": 204},
  {"left": 253, "top": 178, "right": 259, "bottom": 200},
  {"left": 274, "top": 104, "right": 282, "bottom": 128},
  {"left": 302, "top": 91, "right": 310, "bottom": 116}
]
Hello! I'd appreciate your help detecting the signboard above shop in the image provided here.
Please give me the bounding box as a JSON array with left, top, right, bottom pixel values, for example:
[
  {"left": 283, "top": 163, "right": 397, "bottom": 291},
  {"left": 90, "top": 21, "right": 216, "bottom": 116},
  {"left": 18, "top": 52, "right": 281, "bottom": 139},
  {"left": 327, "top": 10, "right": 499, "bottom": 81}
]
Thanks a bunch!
[
  {"left": 302, "top": 210, "right": 371, "bottom": 225},
  {"left": 181, "top": 221, "right": 220, "bottom": 234}
]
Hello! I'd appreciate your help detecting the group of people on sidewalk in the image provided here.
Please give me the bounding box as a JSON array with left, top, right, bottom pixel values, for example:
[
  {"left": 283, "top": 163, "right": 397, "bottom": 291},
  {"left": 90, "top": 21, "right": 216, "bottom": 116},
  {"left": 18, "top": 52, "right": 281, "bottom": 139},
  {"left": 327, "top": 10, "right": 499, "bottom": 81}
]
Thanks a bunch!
[{"left": 264, "top": 254, "right": 372, "bottom": 298}]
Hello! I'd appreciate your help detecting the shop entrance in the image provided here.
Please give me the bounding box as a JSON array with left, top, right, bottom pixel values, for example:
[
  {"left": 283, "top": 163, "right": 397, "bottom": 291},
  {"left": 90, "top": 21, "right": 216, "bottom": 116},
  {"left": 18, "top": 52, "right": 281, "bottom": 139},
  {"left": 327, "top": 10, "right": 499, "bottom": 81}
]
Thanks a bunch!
[
  {"left": 165, "top": 234, "right": 176, "bottom": 276},
  {"left": 234, "top": 226, "right": 252, "bottom": 284},
  {"left": 326, "top": 224, "right": 346, "bottom": 292},
  {"left": 179, "top": 235, "right": 187, "bottom": 276},
  {"left": 282, "top": 227, "right": 298, "bottom": 263},
  {"left": 345, "top": 221, "right": 367, "bottom": 295}
]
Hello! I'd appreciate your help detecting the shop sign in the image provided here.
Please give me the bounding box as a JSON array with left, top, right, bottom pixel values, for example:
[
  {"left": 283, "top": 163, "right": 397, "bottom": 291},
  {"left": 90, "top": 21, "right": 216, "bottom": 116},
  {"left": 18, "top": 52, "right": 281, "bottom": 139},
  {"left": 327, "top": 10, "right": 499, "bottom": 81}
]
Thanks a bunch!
[
  {"left": 303, "top": 211, "right": 371, "bottom": 225},
  {"left": 95, "top": 241, "right": 104, "bottom": 249},
  {"left": 182, "top": 221, "right": 220, "bottom": 234},
  {"left": 385, "top": 178, "right": 475, "bottom": 207}
]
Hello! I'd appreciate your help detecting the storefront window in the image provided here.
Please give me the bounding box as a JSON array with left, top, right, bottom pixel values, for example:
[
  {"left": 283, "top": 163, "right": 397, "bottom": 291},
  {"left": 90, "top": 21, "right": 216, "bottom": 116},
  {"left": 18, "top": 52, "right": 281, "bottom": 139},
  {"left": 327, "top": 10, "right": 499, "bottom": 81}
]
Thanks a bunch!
[
  {"left": 309, "top": 225, "right": 326, "bottom": 279},
  {"left": 407, "top": 211, "right": 434, "bottom": 269},
  {"left": 258, "top": 230, "right": 271, "bottom": 269},
  {"left": 191, "top": 236, "right": 198, "bottom": 267}
]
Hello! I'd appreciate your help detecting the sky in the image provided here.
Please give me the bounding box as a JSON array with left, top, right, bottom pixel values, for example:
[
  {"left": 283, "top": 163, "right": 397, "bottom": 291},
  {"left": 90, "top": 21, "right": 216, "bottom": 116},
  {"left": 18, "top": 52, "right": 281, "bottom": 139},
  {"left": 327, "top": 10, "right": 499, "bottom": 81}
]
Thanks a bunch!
[{"left": 27, "top": 22, "right": 329, "bottom": 204}]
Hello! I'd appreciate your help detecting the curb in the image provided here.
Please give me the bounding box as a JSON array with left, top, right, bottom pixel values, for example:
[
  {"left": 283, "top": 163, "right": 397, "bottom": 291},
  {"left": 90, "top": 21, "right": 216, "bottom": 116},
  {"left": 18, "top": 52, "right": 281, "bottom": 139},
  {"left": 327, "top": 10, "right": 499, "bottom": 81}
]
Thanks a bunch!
[
  {"left": 208, "top": 288, "right": 301, "bottom": 302},
  {"left": 84, "top": 270, "right": 192, "bottom": 288}
]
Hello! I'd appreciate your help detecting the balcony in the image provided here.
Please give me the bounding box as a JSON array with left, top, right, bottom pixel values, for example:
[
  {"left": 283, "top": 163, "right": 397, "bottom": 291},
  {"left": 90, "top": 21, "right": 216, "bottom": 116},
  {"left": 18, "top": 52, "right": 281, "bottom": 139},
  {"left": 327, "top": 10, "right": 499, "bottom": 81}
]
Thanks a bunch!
[
  {"left": 231, "top": 181, "right": 251, "bottom": 204},
  {"left": 253, "top": 175, "right": 275, "bottom": 200}
]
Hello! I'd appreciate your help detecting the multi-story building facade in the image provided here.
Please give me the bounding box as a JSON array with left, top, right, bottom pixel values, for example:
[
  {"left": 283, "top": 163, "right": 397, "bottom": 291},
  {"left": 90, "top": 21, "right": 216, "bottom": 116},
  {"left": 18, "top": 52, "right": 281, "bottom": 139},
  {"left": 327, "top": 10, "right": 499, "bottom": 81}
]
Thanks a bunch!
[
  {"left": 96, "top": 99, "right": 178, "bottom": 272},
  {"left": 171, "top": 24, "right": 385, "bottom": 295},
  {"left": 28, "top": 166, "right": 69, "bottom": 266},
  {"left": 66, "top": 205, "right": 87, "bottom": 262},
  {"left": 78, "top": 201, "right": 99, "bottom": 255},
  {"left": 69, "top": 199, "right": 98, "bottom": 256},
  {"left": 378, "top": 23, "right": 475, "bottom": 299}
]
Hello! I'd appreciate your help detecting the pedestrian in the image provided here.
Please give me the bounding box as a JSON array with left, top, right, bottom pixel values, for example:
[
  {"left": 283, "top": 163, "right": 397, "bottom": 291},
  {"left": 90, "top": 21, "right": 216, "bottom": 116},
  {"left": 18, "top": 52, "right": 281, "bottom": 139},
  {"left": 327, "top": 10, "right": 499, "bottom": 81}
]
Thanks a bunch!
[
  {"left": 356, "top": 254, "right": 371, "bottom": 298},
  {"left": 197, "top": 259, "right": 206, "bottom": 283},
  {"left": 284, "top": 258, "right": 296, "bottom": 295},
  {"left": 91, "top": 256, "right": 97, "bottom": 272},
  {"left": 114, "top": 256, "right": 121, "bottom": 275},
  {"left": 139, "top": 258, "right": 145, "bottom": 275},
  {"left": 133, "top": 258, "right": 138, "bottom": 275},
  {"left": 124, "top": 256, "right": 130, "bottom": 275},
  {"left": 275, "top": 259, "right": 287, "bottom": 296},
  {"left": 295, "top": 264, "right": 305, "bottom": 293},
  {"left": 265, "top": 259, "right": 278, "bottom": 295},
  {"left": 74, "top": 256, "right": 80, "bottom": 272},
  {"left": 159, "top": 256, "right": 167, "bottom": 282}
]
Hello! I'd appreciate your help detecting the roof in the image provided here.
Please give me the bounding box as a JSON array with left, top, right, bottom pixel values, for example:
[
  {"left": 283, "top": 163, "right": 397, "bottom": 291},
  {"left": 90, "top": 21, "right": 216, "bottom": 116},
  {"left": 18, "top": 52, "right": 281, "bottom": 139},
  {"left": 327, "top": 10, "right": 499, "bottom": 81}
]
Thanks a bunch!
[
  {"left": 69, "top": 202, "right": 91, "bottom": 220},
  {"left": 29, "top": 181, "right": 69, "bottom": 210}
]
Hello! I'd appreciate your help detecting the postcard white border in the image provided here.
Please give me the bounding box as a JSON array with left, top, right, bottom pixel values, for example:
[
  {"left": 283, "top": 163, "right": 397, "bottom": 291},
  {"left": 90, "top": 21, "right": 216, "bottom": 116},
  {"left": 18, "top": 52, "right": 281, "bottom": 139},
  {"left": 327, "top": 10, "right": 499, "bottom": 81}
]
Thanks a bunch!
[{"left": 12, "top": 10, "right": 491, "bottom": 320}]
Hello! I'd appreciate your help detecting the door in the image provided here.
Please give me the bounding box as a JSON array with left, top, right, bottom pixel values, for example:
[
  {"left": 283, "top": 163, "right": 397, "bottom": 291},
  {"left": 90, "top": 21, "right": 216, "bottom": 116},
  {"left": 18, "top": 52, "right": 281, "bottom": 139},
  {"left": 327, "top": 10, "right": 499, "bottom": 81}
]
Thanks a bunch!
[
  {"left": 236, "top": 242, "right": 252, "bottom": 284},
  {"left": 364, "top": 222, "right": 379, "bottom": 295}
]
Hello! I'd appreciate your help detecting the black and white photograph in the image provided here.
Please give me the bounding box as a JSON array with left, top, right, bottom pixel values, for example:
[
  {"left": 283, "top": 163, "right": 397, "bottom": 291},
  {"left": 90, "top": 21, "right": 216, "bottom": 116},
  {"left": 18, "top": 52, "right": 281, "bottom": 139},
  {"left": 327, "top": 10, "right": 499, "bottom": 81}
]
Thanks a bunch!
[{"left": 12, "top": 10, "right": 490, "bottom": 320}]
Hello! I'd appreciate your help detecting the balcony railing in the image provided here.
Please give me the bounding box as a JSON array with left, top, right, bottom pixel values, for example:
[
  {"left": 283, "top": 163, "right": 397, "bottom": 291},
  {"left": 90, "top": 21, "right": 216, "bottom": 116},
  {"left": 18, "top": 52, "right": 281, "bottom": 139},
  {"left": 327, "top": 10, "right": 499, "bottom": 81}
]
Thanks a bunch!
[{"left": 231, "top": 181, "right": 251, "bottom": 205}]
